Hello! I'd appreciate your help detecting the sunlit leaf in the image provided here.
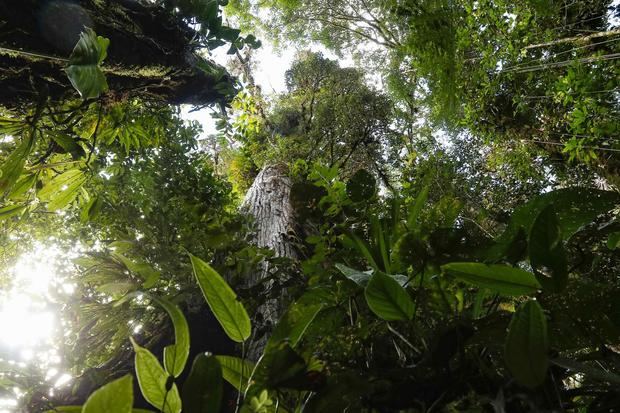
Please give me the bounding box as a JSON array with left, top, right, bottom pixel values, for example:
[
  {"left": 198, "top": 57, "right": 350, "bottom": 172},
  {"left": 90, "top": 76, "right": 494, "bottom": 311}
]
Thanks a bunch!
[
  {"left": 0, "top": 203, "right": 26, "bottom": 220},
  {"left": 364, "top": 271, "right": 414, "bottom": 321},
  {"left": 215, "top": 355, "right": 255, "bottom": 391},
  {"left": 0, "top": 134, "right": 34, "bottom": 195},
  {"left": 505, "top": 300, "right": 548, "bottom": 388},
  {"left": 130, "top": 338, "right": 182, "bottom": 413},
  {"left": 442, "top": 262, "right": 541, "bottom": 296},
  {"left": 152, "top": 297, "right": 190, "bottom": 378},
  {"left": 83, "top": 374, "right": 133, "bottom": 413},
  {"left": 38, "top": 169, "right": 87, "bottom": 211},
  {"left": 190, "top": 254, "right": 251, "bottom": 342}
]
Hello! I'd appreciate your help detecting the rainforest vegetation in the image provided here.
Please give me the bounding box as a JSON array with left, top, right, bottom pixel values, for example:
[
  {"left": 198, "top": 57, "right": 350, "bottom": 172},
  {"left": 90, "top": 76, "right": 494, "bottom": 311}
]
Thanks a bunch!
[{"left": 0, "top": 0, "right": 619, "bottom": 412}]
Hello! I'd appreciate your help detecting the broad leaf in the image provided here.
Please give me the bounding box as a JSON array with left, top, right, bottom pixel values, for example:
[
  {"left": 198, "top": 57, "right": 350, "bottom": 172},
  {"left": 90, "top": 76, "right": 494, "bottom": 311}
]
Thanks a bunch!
[
  {"left": 80, "top": 196, "right": 103, "bottom": 222},
  {"left": 528, "top": 205, "right": 567, "bottom": 292},
  {"left": 66, "top": 28, "right": 110, "bottom": 99},
  {"left": 505, "top": 300, "right": 549, "bottom": 388},
  {"left": 608, "top": 232, "right": 620, "bottom": 250},
  {"left": 335, "top": 263, "right": 373, "bottom": 286},
  {"left": 152, "top": 297, "right": 190, "bottom": 378},
  {"left": 181, "top": 353, "right": 223, "bottom": 413},
  {"left": 190, "top": 254, "right": 251, "bottom": 342},
  {"left": 130, "top": 338, "right": 182, "bottom": 413},
  {"left": 215, "top": 355, "right": 255, "bottom": 391},
  {"left": 442, "top": 262, "right": 541, "bottom": 296},
  {"left": 83, "top": 374, "right": 133, "bottom": 413},
  {"left": 511, "top": 188, "right": 619, "bottom": 241},
  {"left": 38, "top": 170, "right": 87, "bottom": 211},
  {"left": 364, "top": 271, "right": 414, "bottom": 321}
]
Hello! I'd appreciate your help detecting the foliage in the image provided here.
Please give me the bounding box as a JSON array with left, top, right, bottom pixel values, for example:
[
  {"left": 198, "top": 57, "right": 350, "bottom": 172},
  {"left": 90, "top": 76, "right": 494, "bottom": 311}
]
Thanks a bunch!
[{"left": 0, "top": 2, "right": 619, "bottom": 412}]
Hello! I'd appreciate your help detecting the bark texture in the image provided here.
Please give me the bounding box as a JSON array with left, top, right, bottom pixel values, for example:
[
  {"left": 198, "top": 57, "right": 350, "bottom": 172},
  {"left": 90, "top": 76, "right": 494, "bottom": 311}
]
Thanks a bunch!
[
  {"left": 0, "top": 0, "right": 235, "bottom": 109},
  {"left": 241, "top": 164, "right": 297, "bottom": 359}
]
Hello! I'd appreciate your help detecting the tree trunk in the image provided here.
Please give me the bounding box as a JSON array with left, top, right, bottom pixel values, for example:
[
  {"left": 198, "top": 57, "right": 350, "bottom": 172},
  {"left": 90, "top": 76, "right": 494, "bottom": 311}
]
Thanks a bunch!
[
  {"left": 240, "top": 164, "right": 297, "bottom": 359},
  {"left": 0, "top": 0, "right": 235, "bottom": 110}
]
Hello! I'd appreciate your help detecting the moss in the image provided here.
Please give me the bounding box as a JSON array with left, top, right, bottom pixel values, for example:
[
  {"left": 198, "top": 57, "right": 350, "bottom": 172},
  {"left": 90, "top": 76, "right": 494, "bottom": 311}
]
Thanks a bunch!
[{"left": 105, "top": 65, "right": 171, "bottom": 79}]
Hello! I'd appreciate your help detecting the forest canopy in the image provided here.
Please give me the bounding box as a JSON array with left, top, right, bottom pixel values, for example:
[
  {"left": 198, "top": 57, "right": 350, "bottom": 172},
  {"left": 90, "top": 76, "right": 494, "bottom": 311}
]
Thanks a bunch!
[{"left": 0, "top": 0, "right": 619, "bottom": 412}]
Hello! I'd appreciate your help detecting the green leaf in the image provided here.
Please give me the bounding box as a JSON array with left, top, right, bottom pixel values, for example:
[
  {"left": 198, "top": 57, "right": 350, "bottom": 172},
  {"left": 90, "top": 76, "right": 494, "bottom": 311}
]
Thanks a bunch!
[
  {"left": 181, "top": 353, "right": 223, "bottom": 413},
  {"left": 83, "top": 374, "right": 133, "bottom": 413},
  {"left": 342, "top": 233, "right": 379, "bottom": 271},
  {"left": 511, "top": 188, "right": 619, "bottom": 241},
  {"left": 8, "top": 173, "right": 36, "bottom": 199},
  {"left": 218, "top": 27, "right": 241, "bottom": 42},
  {"left": 112, "top": 253, "right": 161, "bottom": 288},
  {"left": 505, "top": 300, "right": 548, "bottom": 388},
  {"left": 50, "top": 133, "right": 85, "bottom": 159},
  {"left": 528, "top": 205, "right": 568, "bottom": 292},
  {"left": 0, "top": 203, "right": 26, "bottom": 220},
  {"left": 66, "top": 28, "right": 110, "bottom": 99},
  {"left": 130, "top": 338, "right": 182, "bottom": 413},
  {"left": 346, "top": 169, "right": 376, "bottom": 203},
  {"left": 335, "top": 263, "right": 372, "bottom": 286},
  {"left": 38, "top": 169, "right": 87, "bottom": 211},
  {"left": 215, "top": 355, "right": 255, "bottom": 391},
  {"left": 442, "top": 262, "right": 541, "bottom": 296},
  {"left": 607, "top": 232, "right": 620, "bottom": 250},
  {"left": 152, "top": 297, "right": 190, "bottom": 378},
  {"left": 364, "top": 271, "right": 414, "bottom": 321},
  {"left": 189, "top": 254, "right": 251, "bottom": 342},
  {"left": 0, "top": 134, "right": 35, "bottom": 195},
  {"left": 80, "top": 195, "right": 103, "bottom": 222}
]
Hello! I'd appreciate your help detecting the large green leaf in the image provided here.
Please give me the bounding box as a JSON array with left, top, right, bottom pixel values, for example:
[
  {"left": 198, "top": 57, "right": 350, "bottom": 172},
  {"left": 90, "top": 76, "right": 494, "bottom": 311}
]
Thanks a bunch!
[
  {"left": 130, "top": 338, "right": 182, "bottom": 413},
  {"left": 181, "top": 353, "right": 223, "bottom": 413},
  {"left": 83, "top": 374, "right": 133, "bottom": 413},
  {"left": 38, "top": 169, "right": 87, "bottom": 211},
  {"left": 511, "top": 188, "right": 619, "bottom": 241},
  {"left": 190, "top": 254, "right": 251, "bottom": 342},
  {"left": 442, "top": 262, "right": 541, "bottom": 296},
  {"left": 364, "top": 271, "right": 414, "bottom": 321},
  {"left": 215, "top": 355, "right": 255, "bottom": 391},
  {"left": 66, "top": 28, "right": 110, "bottom": 99},
  {"left": 528, "top": 205, "right": 567, "bottom": 292},
  {"left": 505, "top": 300, "right": 549, "bottom": 388},
  {"left": 335, "top": 263, "right": 373, "bottom": 286},
  {"left": 152, "top": 297, "right": 190, "bottom": 378}
]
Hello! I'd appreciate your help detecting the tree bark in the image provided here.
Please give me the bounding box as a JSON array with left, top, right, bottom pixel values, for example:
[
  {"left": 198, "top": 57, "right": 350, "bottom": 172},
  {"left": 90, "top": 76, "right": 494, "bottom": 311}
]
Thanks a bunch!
[
  {"left": 240, "top": 164, "right": 297, "bottom": 359},
  {"left": 0, "top": 0, "right": 236, "bottom": 110}
]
